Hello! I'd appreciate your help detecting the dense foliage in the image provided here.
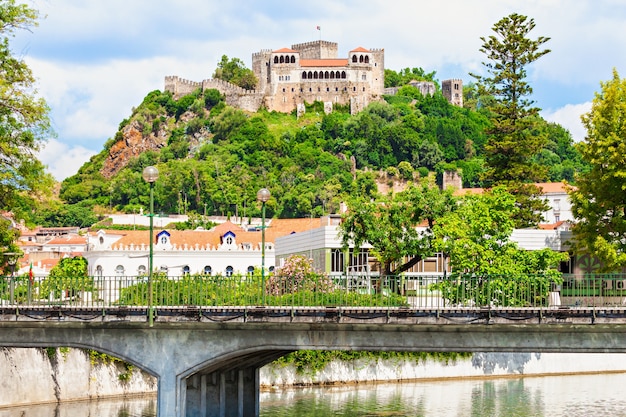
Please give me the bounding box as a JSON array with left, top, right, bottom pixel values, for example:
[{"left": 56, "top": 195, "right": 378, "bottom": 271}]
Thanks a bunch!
[
  {"left": 57, "top": 79, "right": 584, "bottom": 225},
  {"left": 272, "top": 350, "right": 472, "bottom": 376},
  {"left": 0, "top": 0, "right": 54, "bottom": 266},
  {"left": 433, "top": 187, "right": 567, "bottom": 306},
  {"left": 213, "top": 55, "right": 258, "bottom": 90},
  {"left": 0, "top": 1, "right": 54, "bottom": 219},
  {"left": 39, "top": 256, "right": 93, "bottom": 300},
  {"left": 117, "top": 273, "right": 407, "bottom": 307},
  {"left": 570, "top": 69, "right": 626, "bottom": 272}
]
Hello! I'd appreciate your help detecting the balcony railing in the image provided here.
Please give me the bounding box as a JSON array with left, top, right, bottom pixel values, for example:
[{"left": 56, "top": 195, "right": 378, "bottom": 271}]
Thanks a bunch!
[{"left": 2, "top": 273, "right": 626, "bottom": 310}]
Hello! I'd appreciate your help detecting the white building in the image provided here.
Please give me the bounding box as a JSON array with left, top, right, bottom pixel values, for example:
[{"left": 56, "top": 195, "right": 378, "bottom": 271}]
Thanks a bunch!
[{"left": 83, "top": 219, "right": 320, "bottom": 278}]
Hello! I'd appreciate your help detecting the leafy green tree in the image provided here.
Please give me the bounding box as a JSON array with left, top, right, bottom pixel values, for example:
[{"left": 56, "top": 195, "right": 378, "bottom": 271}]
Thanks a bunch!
[
  {"left": 0, "top": 216, "right": 20, "bottom": 275},
  {"left": 570, "top": 69, "right": 626, "bottom": 272},
  {"left": 384, "top": 67, "right": 437, "bottom": 88},
  {"left": 213, "top": 55, "right": 258, "bottom": 90},
  {"left": 433, "top": 187, "right": 566, "bottom": 306},
  {"left": 0, "top": 0, "right": 54, "bottom": 217},
  {"left": 340, "top": 181, "right": 456, "bottom": 277},
  {"left": 471, "top": 13, "right": 551, "bottom": 227},
  {"left": 40, "top": 256, "right": 94, "bottom": 300},
  {"left": 34, "top": 202, "right": 100, "bottom": 228}
]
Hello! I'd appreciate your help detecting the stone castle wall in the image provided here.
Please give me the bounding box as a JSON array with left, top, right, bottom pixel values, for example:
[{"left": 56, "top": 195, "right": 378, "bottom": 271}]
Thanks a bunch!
[{"left": 165, "top": 40, "right": 461, "bottom": 115}]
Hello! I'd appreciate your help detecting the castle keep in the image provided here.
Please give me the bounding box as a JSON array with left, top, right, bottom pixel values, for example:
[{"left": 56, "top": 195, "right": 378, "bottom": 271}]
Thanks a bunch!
[{"left": 165, "top": 40, "right": 461, "bottom": 114}]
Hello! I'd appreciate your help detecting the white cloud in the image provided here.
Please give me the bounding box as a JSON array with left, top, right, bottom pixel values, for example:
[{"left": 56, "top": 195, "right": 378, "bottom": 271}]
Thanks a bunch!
[
  {"left": 542, "top": 102, "right": 592, "bottom": 142},
  {"left": 38, "top": 138, "right": 97, "bottom": 181}
]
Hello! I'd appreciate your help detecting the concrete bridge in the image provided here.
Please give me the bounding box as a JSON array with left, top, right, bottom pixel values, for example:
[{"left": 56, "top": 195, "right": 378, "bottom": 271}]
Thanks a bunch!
[{"left": 2, "top": 305, "right": 626, "bottom": 416}]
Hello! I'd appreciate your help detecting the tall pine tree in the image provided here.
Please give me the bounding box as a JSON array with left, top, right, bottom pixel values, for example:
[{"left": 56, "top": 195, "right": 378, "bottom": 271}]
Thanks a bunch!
[{"left": 471, "top": 13, "right": 551, "bottom": 227}]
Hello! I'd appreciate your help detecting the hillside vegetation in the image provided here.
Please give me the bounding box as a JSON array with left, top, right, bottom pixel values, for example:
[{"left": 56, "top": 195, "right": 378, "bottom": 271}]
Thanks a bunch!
[{"left": 51, "top": 76, "right": 585, "bottom": 225}]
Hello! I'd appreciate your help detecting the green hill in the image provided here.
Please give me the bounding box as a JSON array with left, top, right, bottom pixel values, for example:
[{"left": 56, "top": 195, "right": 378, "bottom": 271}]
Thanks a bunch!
[{"left": 52, "top": 83, "right": 585, "bottom": 225}]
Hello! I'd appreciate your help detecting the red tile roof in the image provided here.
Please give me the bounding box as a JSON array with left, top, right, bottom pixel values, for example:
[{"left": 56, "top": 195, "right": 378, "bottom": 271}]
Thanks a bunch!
[
  {"left": 300, "top": 59, "right": 348, "bottom": 67},
  {"left": 350, "top": 46, "right": 370, "bottom": 52},
  {"left": 45, "top": 235, "right": 87, "bottom": 245},
  {"left": 273, "top": 47, "right": 298, "bottom": 53},
  {"left": 108, "top": 218, "right": 324, "bottom": 249}
]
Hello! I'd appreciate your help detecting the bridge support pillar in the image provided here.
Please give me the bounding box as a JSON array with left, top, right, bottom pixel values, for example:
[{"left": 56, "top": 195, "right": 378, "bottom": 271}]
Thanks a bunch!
[
  {"left": 185, "top": 367, "right": 260, "bottom": 417},
  {"left": 157, "top": 371, "right": 182, "bottom": 417}
]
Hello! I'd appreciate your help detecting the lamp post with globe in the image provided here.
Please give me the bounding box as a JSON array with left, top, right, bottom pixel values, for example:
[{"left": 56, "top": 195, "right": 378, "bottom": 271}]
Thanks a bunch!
[
  {"left": 256, "top": 188, "right": 271, "bottom": 305},
  {"left": 142, "top": 166, "right": 159, "bottom": 326}
]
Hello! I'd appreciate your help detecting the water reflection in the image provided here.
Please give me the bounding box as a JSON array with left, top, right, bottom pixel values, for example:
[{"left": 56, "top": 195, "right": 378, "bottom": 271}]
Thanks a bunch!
[
  {"left": 260, "top": 373, "right": 626, "bottom": 417},
  {"left": 5, "top": 373, "right": 626, "bottom": 416},
  {"left": 0, "top": 396, "right": 156, "bottom": 417}
]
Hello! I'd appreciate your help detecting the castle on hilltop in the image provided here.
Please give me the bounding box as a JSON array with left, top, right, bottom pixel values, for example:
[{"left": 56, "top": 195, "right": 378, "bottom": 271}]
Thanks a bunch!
[{"left": 165, "top": 40, "right": 462, "bottom": 115}]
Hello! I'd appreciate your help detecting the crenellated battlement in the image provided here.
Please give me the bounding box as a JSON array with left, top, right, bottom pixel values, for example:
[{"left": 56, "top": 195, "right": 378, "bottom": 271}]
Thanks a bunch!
[
  {"left": 291, "top": 40, "right": 338, "bottom": 50},
  {"left": 252, "top": 49, "right": 272, "bottom": 58}
]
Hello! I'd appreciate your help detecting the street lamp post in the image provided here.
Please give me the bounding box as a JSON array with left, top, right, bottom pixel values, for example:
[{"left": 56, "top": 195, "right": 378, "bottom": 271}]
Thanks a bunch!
[
  {"left": 142, "top": 166, "right": 159, "bottom": 326},
  {"left": 3, "top": 252, "right": 20, "bottom": 304},
  {"left": 257, "top": 188, "right": 271, "bottom": 305}
]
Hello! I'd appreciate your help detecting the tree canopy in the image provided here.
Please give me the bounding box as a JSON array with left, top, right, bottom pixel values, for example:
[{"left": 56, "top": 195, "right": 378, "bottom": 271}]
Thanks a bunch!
[
  {"left": 570, "top": 69, "right": 626, "bottom": 272},
  {"left": 433, "top": 186, "right": 567, "bottom": 306},
  {"left": 339, "top": 181, "right": 456, "bottom": 277},
  {"left": 471, "top": 13, "right": 551, "bottom": 227},
  {"left": 0, "top": 0, "right": 53, "bottom": 252},
  {"left": 213, "top": 55, "right": 258, "bottom": 90}
]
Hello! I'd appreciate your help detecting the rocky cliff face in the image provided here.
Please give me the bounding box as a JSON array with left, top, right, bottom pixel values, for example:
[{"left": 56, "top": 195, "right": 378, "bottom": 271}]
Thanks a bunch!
[{"left": 100, "top": 121, "right": 167, "bottom": 179}]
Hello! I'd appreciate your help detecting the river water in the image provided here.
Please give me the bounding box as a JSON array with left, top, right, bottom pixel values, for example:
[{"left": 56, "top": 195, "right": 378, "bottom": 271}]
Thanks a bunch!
[{"left": 4, "top": 372, "right": 626, "bottom": 416}]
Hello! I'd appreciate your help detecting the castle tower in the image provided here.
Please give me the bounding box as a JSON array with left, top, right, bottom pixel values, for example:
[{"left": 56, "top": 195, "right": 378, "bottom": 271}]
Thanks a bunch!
[
  {"left": 442, "top": 79, "right": 463, "bottom": 107},
  {"left": 252, "top": 49, "right": 273, "bottom": 94},
  {"left": 291, "top": 40, "right": 338, "bottom": 59}
]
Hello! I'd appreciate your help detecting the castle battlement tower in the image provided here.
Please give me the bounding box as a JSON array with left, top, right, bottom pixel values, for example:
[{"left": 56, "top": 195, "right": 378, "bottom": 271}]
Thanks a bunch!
[{"left": 442, "top": 79, "right": 463, "bottom": 107}]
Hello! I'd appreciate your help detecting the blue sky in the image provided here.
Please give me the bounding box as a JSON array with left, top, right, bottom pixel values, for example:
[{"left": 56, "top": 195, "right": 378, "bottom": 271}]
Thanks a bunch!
[{"left": 12, "top": 0, "right": 626, "bottom": 180}]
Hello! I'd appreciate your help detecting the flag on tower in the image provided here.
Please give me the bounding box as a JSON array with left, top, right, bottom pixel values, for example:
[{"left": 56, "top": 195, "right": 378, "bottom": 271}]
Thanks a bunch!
[
  {"left": 316, "top": 25, "right": 321, "bottom": 30},
  {"left": 28, "top": 262, "right": 33, "bottom": 283}
]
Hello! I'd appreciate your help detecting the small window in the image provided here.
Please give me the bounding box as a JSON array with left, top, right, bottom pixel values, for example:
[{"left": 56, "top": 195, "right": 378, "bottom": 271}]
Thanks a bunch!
[
  {"left": 204, "top": 265, "right": 212, "bottom": 275},
  {"left": 160, "top": 265, "right": 168, "bottom": 273},
  {"left": 226, "top": 266, "right": 234, "bottom": 277},
  {"left": 96, "top": 265, "right": 103, "bottom": 277},
  {"left": 247, "top": 266, "right": 254, "bottom": 275},
  {"left": 182, "top": 265, "right": 190, "bottom": 276},
  {"left": 138, "top": 265, "right": 147, "bottom": 276},
  {"left": 160, "top": 236, "right": 168, "bottom": 244},
  {"left": 115, "top": 265, "right": 125, "bottom": 276},
  {"left": 269, "top": 266, "right": 275, "bottom": 273},
  {"left": 99, "top": 236, "right": 104, "bottom": 244},
  {"left": 226, "top": 236, "right": 233, "bottom": 245}
]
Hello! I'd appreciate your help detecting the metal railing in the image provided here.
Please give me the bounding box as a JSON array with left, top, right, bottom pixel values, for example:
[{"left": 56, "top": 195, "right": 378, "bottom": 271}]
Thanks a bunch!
[{"left": 2, "top": 273, "right": 626, "bottom": 310}]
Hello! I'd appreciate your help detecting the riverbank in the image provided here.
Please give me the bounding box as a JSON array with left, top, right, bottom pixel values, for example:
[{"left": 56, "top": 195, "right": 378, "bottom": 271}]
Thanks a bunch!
[{"left": 2, "top": 348, "right": 626, "bottom": 407}]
